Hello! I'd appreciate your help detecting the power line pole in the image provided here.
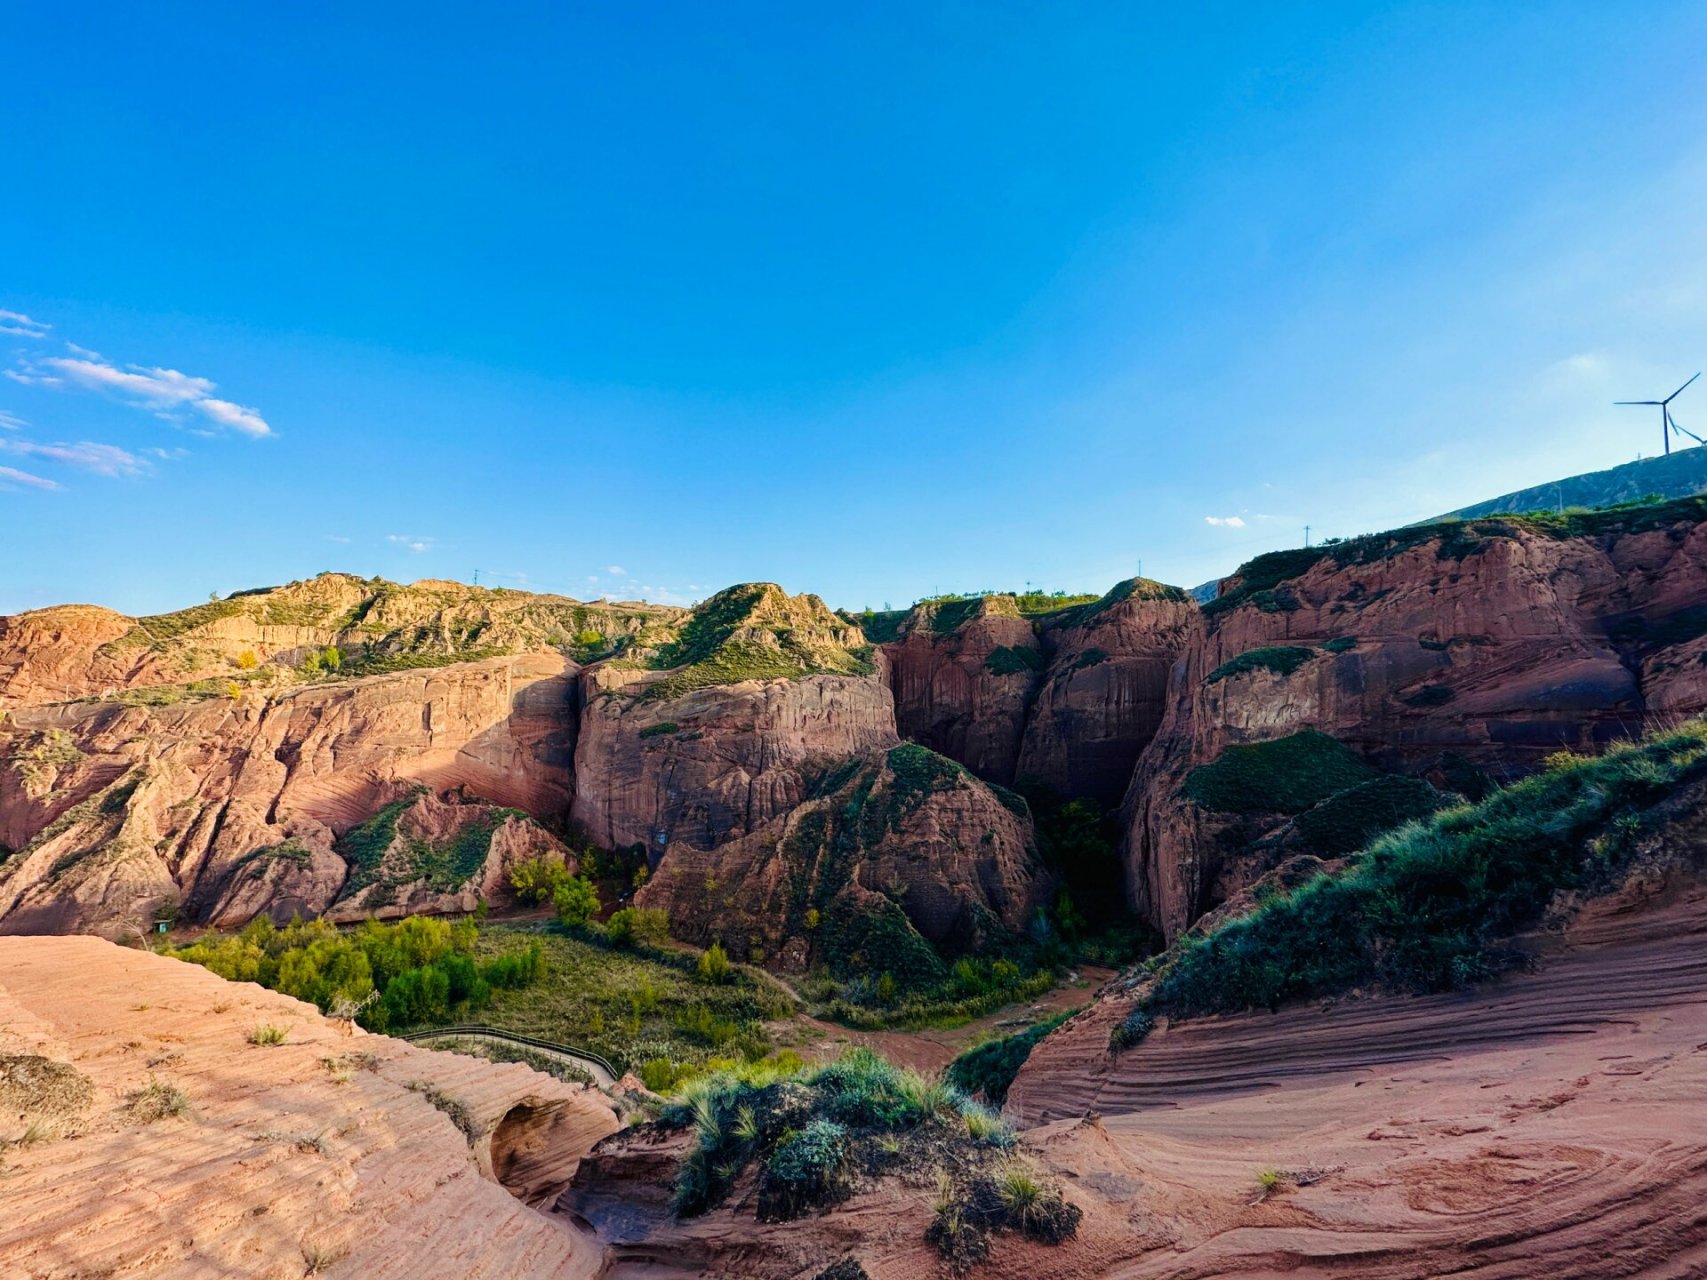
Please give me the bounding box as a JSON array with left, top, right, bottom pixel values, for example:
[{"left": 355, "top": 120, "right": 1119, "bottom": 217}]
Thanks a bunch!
[
  {"left": 1304, "top": 525, "right": 1311, "bottom": 548},
  {"left": 472, "top": 569, "right": 480, "bottom": 586}
]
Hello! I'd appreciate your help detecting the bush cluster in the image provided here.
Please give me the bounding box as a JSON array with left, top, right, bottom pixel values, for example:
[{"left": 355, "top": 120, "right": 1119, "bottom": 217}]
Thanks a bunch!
[{"left": 167, "top": 915, "right": 543, "bottom": 1032}]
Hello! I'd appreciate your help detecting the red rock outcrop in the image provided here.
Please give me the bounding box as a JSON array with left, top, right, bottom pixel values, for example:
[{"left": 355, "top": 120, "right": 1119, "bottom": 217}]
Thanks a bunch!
[
  {"left": 1124, "top": 508, "right": 1707, "bottom": 940},
  {"left": 635, "top": 744, "right": 1049, "bottom": 968},
  {"left": 0, "top": 655, "right": 579, "bottom": 936},
  {"left": 571, "top": 585, "right": 898, "bottom": 860},
  {"left": 1015, "top": 581, "right": 1196, "bottom": 804},
  {"left": 0, "top": 934, "right": 619, "bottom": 1279},
  {"left": 572, "top": 667, "right": 898, "bottom": 860},
  {"left": 883, "top": 596, "right": 1044, "bottom": 785}
]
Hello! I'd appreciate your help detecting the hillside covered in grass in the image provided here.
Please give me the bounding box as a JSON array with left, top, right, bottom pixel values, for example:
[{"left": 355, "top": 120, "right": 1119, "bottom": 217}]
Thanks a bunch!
[{"left": 1111, "top": 719, "right": 1707, "bottom": 1046}]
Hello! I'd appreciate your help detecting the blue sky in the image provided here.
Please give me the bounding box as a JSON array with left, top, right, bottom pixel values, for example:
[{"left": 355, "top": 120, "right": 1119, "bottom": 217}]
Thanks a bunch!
[{"left": 4, "top": 2, "right": 1706, "bottom": 616}]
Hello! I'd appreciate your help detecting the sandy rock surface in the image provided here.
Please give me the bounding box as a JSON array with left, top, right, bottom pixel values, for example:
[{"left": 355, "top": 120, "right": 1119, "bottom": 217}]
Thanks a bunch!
[{"left": 0, "top": 935, "right": 619, "bottom": 1280}]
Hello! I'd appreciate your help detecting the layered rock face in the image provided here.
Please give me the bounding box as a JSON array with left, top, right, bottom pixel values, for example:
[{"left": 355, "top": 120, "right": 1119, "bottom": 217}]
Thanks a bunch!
[
  {"left": 0, "top": 571, "right": 677, "bottom": 711},
  {"left": 635, "top": 743, "right": 1049, "bottom": 971},
  {"left": 0, "top": 655, "right": 580, "bottom": 936},
  {"left": 1124, "top": 505, "right": 1707, "bottom": 940},
  {"left": 1015, "top": 582, "right": 1197, "bottom": 804},
  {"left": 878, "top": 581, "right": 1194, "bottom": 803},
  {"left": 571, "top": 583, "right": 898, "bottom": 858},
  {"left": 883, "top": 596, "right": 1044, "bottom": 784}
]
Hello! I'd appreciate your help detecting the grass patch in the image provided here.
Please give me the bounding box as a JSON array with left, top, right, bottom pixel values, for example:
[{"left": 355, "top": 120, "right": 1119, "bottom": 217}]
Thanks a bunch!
[
  {"left": 1183, "top": 731, "right": 1378, "bottom": 815},
  {"left": 1206, "top": 645, "right": 1317, "bottom": 684},
  {"left": 1291, "top": 775, "right": 1453, "bottom": 856},
  {"left": 984, "top": 645, "right": 1045, "bottom": 677},
  {"left": 126, "top": 1078, "right": 189, "bottom": 1123},
  {"left": 1136, "top": 721, "right": 1707, "bottom": 1023},
  {"left": 942, "top": 1010, "right": 1073, "bottom": 1105},
  {"left": 247, "top": 1024, "right": 289, "bottom": 1047}
]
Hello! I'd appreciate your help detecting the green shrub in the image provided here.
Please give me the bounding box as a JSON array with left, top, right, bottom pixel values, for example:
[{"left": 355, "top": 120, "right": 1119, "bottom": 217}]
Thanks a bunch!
[
  {"left": 1148, "top": 722, "right": 1707, "bottom": 1020},
  {"left": 943, "top": 1011, "right": 1072, "bottom": 1104},
  {"left": 1108, "top": 1006, "right": 1153, "bottom": 1050},
  {"left": 553, "top": 876, "right": 601, "bottom": 927},
  {"left": 639, "top": 721, "right": 681, "bottom": 738},
  {"left": 606, "top": 906, "right": 671, "bottom": 948},
  {"left": 247, "top": 1024, "right": 289, "bottom": 1047},
  {"left": 696, "top": 943, "right": 731, "bottom": 984},
  {"left": 761, "top": 1119, "right": 850, "bottom": 1219},
  {"left": 1322, "top": 636, "right": 1358, "bottom": 653},
  {"left": 1206, "top": 646, "right": 1316, "bottom": 684},
  {"left": 510, "top": 856, "right": 573, "bottom": 904},
  {"left": 1182, "top": 731, "right": 1377, "bottom": 814}
]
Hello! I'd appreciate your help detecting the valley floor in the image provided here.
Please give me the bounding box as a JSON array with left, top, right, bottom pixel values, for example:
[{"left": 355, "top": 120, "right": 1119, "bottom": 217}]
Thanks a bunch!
[{"left": 1008, "top": 879, "right": 1707, "bottom": 1278}]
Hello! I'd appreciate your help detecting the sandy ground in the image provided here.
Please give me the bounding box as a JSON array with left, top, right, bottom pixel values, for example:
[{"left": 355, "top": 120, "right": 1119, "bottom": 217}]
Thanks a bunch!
[{"left": 0, "top": 937, "right": 617, "bottom": 1280}]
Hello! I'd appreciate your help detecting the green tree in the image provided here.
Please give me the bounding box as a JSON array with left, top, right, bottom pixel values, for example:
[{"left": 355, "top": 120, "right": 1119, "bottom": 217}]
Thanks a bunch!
[
  {"left": 606, "top": 906, "right": 670, "bottom": 948},
  {"left": 696, "top": 942, "right": 731, "bottom": 984},
  {"left": 553, "top": 876, "right": 601, "bottom": 927},
  {"left": 511, "top": 856, "right": 573, "bottom": 904}
]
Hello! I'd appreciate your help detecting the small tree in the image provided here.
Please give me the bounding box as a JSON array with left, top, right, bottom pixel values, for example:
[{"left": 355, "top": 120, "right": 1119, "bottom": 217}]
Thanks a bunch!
[
  {"left": 511, "top": 856, "right": 572, "bottom": 904},
  {"left": 321, "top": 645, "right": 342, "bottom": 672},
  {"left": 236, "top": 650, "right": 259, "bottom": 671},
  {"left": 606, "top": 906, "right": 670, "bottom": 948},
  {"left": 696, "top": 942, "right": 731, "bottom": 984},
  {"left": 553, "top": 876, "right": 601, "bottom": 928}
]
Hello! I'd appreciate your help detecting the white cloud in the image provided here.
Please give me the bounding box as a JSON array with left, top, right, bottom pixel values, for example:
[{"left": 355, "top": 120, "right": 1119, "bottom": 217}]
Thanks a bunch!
[
  {"left": 143, "top": 445, "right": 189, "bottom": 460},
  {"left": 387, "top": 534, "right": 433, "bottom": 553},
  {"left": 0, "top": 464, "right": 58, "bottom": 490},
  {"left": 194, "top": 396, "right": 271, "bottom": 438},
  {"left": 0, "top": 410, "right": 25, "bottom": 430},
  {"left": 1205, "top": 515, "right": 1247, "bottom": 528},
  {"left": 0, "top": 310, "right": 49, "bottom": 339},
  {"left": 0, "top": 438, "right": 145, "bottom": 477},
  {"left": 324, "top": 534, "right": 352, "bottom": 544},
  {"left": 606, "top": 565, "right": 626, "bottom": 576},
  {"left": 8, "top": 343, "right": 273, "bottom": 438},
  {"left": 586, "top": 575, "right": 600, "bottom": 583}
]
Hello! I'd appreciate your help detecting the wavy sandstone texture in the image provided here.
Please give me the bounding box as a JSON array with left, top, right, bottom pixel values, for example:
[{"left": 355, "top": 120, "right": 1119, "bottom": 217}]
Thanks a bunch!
[
  {"left": 1124, "top": 510, "right": 1707, "bottom": 939},
  {"left": 992, "top": 874, "right": 1707, "bottom": 1278},
  {"left": 0, "top": 935, "right": 618, "bottom": 1279}
]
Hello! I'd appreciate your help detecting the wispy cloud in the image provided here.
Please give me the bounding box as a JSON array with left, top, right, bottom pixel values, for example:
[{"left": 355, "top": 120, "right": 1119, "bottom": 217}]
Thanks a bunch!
[
  {"left": 606, "top": 565, "right": 626, "bottom": 576},
  {"left": 0, "top": 464, "right": 58, "bottom": 491},
  {"left": 0, "top": 438, "right": 146, "bottom": 477},
  {"left": 387, "top": 533, "right": 434, "bottom": 553},
  {"left": 0, "top": 410, "right": 25, "bottom": 431},
  {"left": 324, "top": 534, "right": 352, "bottom": 544},
  {"left": 8, "top": 344, "right": 273, "bottom": 438},
  {"left": 0, "top": 310, "right": 50, "bottom": 339},
  {"left": 1205, "top": 515, "right": 1246, "bottom": 528}
]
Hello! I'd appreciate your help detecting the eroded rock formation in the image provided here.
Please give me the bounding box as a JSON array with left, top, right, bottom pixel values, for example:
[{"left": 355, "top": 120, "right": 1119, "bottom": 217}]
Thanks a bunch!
[
  {"left": 0, "top": 934, "right": 619, "bottom": 1278},
  {"left": 1123, "top": 504, "right": 1707, "bottom": 939}
]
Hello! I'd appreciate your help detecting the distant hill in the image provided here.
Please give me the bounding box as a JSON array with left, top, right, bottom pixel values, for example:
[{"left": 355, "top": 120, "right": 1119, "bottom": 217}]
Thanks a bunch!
[{"left": 1436, "top": 446, "right": 1707, "bottom": 521}]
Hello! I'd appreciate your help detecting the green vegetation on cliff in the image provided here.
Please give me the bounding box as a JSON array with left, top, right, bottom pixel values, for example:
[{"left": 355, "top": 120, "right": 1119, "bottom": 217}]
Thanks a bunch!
[
  {"left": 1205, "top": 645, "right": 1317, "bottom": 684},
  {"left": 1116, "top": 721, "right": 1707, "bottom": 1041},
  {"left": 642, "top": 583, "right": 875, "bottom": 700},
  {"left": 1182, "top": 730, "right": 1378, "bottom": 814},
  {"left": 1205, "top": 493, "right": 1707, "bottom": 619}
]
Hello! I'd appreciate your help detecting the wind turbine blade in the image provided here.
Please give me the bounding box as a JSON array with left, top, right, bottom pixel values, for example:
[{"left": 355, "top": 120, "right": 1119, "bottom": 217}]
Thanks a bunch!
[
  {"left": 1614, "top": 400, "right": 1662, "bottom": 406},
  {"left": 1664, "top": 371, "right": 1703, "bottom": 402},
  {"left": 1668, "top": 409, "right": 1705, "bottom": 445}
]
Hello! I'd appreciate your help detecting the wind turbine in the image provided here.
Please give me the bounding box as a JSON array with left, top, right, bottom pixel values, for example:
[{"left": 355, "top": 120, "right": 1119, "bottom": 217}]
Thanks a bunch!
[{"left": 1616, "top": 372, "right": 1701, "bottom": 456}]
